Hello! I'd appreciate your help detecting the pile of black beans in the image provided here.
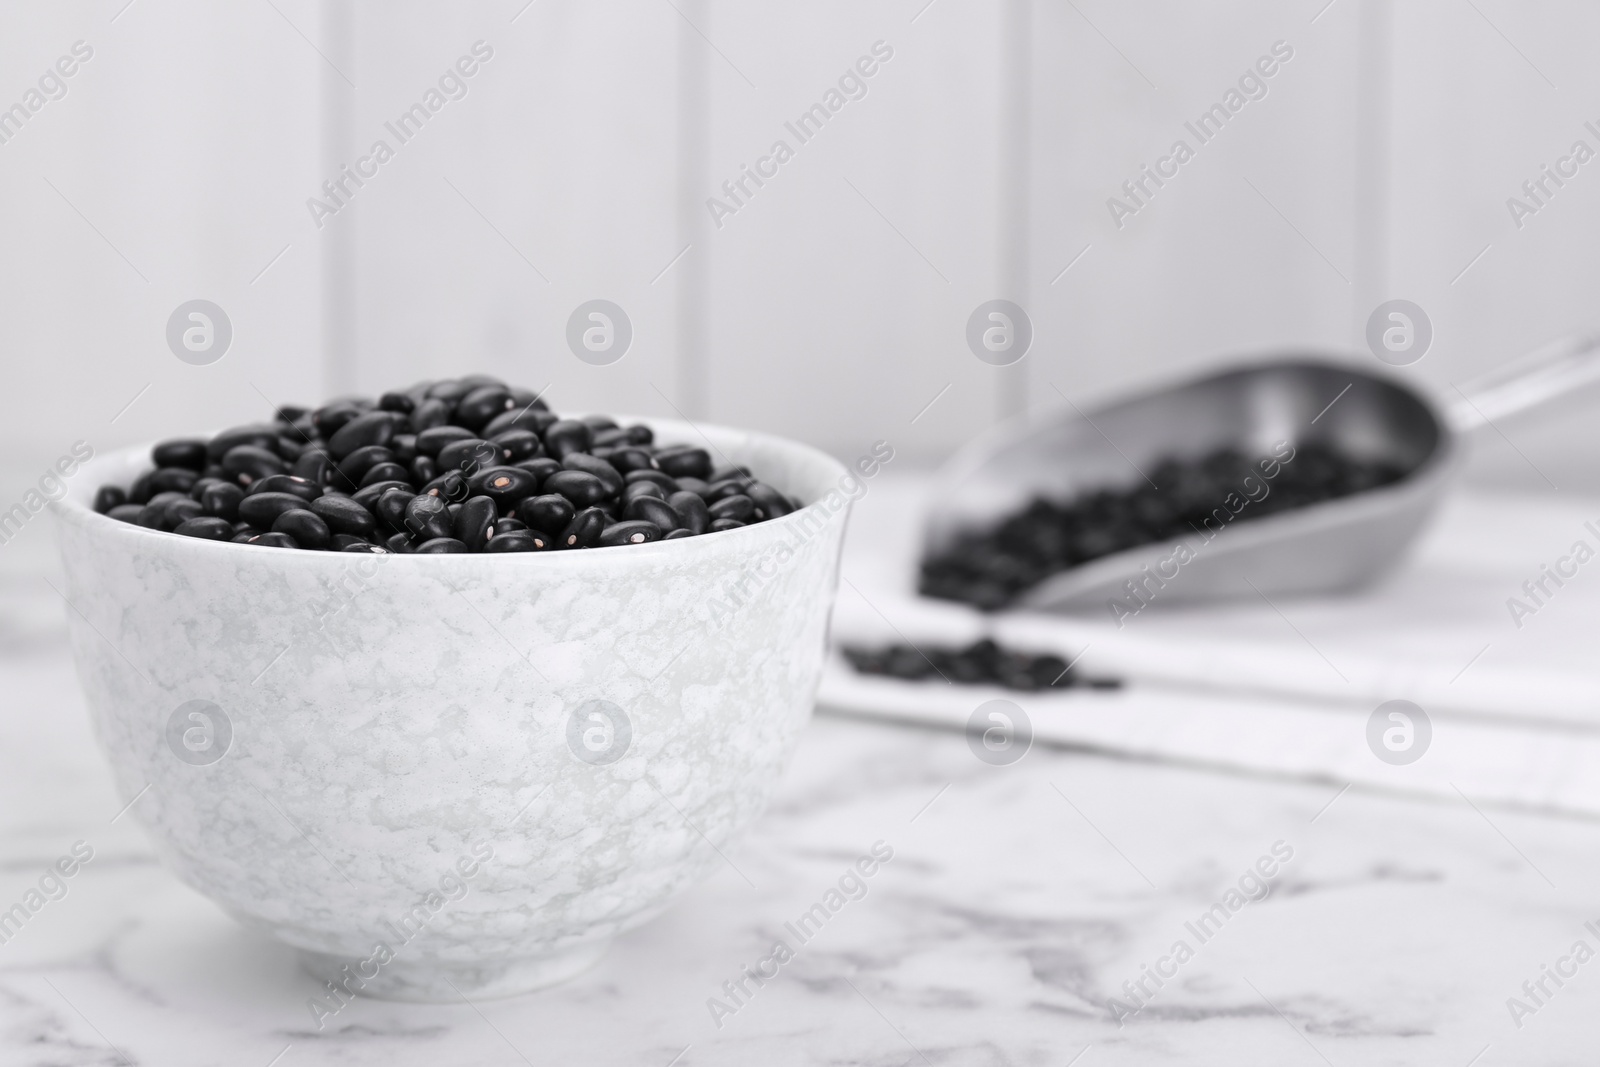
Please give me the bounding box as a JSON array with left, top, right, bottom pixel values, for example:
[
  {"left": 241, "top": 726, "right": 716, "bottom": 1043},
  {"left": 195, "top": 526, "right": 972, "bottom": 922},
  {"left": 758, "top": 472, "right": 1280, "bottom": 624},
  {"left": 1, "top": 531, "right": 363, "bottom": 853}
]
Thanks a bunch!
[
  {"left": 94, "top": 376, "right": 799, "bottom": 553},
  {"left": 841, "top": 638, "right": 1120, "bottom": 691},
  {"left": 920, "top": 442, "right": 1406, "bottom": 609}
]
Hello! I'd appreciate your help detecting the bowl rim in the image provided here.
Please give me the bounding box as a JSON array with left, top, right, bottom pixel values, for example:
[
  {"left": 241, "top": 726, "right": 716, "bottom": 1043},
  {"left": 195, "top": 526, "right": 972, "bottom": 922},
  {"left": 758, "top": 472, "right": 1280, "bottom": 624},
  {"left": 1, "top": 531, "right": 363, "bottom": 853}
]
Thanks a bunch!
[{"left": 55, "top": 414, "right": 854, "bottom": 565}]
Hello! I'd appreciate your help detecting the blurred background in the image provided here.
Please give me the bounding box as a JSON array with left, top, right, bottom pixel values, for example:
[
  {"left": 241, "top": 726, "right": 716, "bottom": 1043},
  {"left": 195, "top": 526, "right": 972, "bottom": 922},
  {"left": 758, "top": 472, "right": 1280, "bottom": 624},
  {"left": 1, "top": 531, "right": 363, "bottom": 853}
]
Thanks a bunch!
[{"left": 3, "top": 0, "right": 1598, "bottom": 579}]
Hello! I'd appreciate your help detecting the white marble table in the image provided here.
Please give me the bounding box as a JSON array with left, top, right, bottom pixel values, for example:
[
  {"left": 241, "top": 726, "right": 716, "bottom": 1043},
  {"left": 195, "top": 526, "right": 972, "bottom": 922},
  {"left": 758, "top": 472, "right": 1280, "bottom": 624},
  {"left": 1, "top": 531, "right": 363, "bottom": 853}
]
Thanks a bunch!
[{"left": 4, "top": 581, "right": 1600, "bottom": 1066}]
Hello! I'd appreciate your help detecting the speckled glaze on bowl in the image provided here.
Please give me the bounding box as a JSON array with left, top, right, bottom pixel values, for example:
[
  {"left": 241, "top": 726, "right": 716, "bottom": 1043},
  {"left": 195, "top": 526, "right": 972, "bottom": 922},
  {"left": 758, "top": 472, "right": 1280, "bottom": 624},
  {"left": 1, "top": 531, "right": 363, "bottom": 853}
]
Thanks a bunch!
[{"left": 53, "top": 418, "right": 850, "bottom": 1001}]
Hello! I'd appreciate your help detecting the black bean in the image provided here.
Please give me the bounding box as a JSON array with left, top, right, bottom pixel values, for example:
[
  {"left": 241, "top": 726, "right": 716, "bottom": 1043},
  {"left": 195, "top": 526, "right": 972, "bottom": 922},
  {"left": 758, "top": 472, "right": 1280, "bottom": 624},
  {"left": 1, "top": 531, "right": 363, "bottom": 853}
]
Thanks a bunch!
[
  {"left": 491, "top": 428, "right": 544, "bottom": 463},
  {"left": 416, "top": 425, "right": 475, "bottom": 457},
  {"left": 710, "top": 464, "right": 753, "bottom": 483},
  {"left": 330, "top": 533, "right": 367, "bottom": 550},
  {"left": 663, "top": 528, "right": 695, "bottom": 540},
  {"left": 427, "top": 379, "right": 475, "bottom": 403},
  {"left": 623, "top": 481, "right": 666, "bottom": 503},
  {"left": 276, "top": 405, "right": 308, "bottom": 423},
  {"left": 516, "top": 494, "right": 573, "bottom": 535},
  {"left": 581, "top": 414, "right": 618, "bottom": 432},
  {"left": 625, "top": 424, "right": 653, "bottom": 446},
  {"left": 668, "top": 491, "right": 710, "bottom": 535},
  {"left": 543, "top": 470, "right": 609, "bottom": 508},
  {"left": 134, "top": 502, "right": 165, "bottom": 528},
  {"left": 206, "top": 425, "right": 280, "bottom": 462},
  {"left": 608, "top": 447, "right": 658, "bottom": 474},
  {"left": 625, "top": 495, "right": 681, "bottom": 531},
  {"left": 404, "top": 494, "right": 453, "bottom": 541},
  {"left": 327, "top": 411, "right": 399, "bottom": 460},
  {"left": 591, "top": 427, "right": 628, "bottom": 449},
  {"left": 161, "top": 499, "right": 204, "bottom": 530},
  {"left": 625, "top": 469, "right": 679, "bottom": 492},
  {"left": 454, "top": 385, "right": 514, "bottom": 432},
  {"left": 560, "top": 452, "right": 623, "bottom": 497},
  {"left": 338, "top": 445, "right": 395, "bottom": 483},
  {"left": 378, "top": 391, "right": 415, "bottom": 414},
  {"left": 292, "top": 449, "right": 340, "bottom": 489},
  {"left": 542, "top": 419, "right": 592, "bottom": 460},
  {"left": 173, "top": 516, "right": 233, "bottom": 540},
  {"left": 675, "top": 476, "right": 709, "bottom": 497},
  {"left": 94, "top": 486, "right": 127, "bottom": 514},
  {"left": 253, "top": 531, "right": 300, "bottom": 549},
  {"left": 152, "top": 439, "right": 209, "bottom": 470},
  {"left": 409, "top": 397, "right": 454, "bottom": 433},
  {"left": 108, "top": 503, "right": 144, "bottom": 523},
  {"left": 599, "top": 520, "right": 662, "bottom": 546},
  {"left": 238, "top": 491, "right": 312, "bottom": 528},
  {"left": 709, "top": 494, "right": 755, "bottom": 522},
  {"left": 709, "top": 518, "right": 746, "bottom": 532},
  {"left": 187, "top": 476, "right": 223, "bottom": 501},
  {"left": 385, "top": 531, "right": 416, "bottom": 553},
  {"left": 247, "top": 474, "right": 320, "bottom": 502},
  {"left": 340, "top": 541, "right": 389, "bottom": 554},
  {"left": 272, "top": 508, "right": 331, "bottom": 549},
  {"left": 361, "top": 462, "right": 411, "bottom": 487},
  {"left": 416, "top": 537, "right": 468, "bottom": 554},
  {"left": 222, "top": 445, "right": 287, "bottom": 487},
  {"left": 410, "top": 455, "right": 438, "bottom": 486},
  {"left": 437, "top": 438, "right": 499, "bottom": 476},
  {"left": 353, "top": 480, "right": 413, "bottom": 511},
  {"left": 746, "top": 482, "right": 794, "bottom": 520},
  {"left": 655, "top": 445, "right": 711, "bottom": 479},
  {"left": 496, "top": 516, "right": 528, "bottom": 533},
  {"left": 485, "top": 530, "right": 546, "bottom": 552},
  {"left": 704, "top": 478, "right": 753, "bottom": 504},
  {"left": 374, "top": 487, "right": 415, "bottom": 534},
  {"left": 312, "top": 401, "right": 365, "bottom": 438},
  {"left": 127, "top": 471, "right": 154, "bottom": 504},
  {"left": 467, "top": 466, "right": 542, "bottom": 507},
  {"left": 311, "top": 495, "right": 377, "bottom": 538},
  {"left": 559, "top": 507, "right": 607, "bottom": 548},
  {"left": 515, "top": 457, "right": 561, "bottom": 484},
  {"left": 483, "top": 407, "right": 558, "bottom": 438},
  {"left": 453, "top": 495, "right": 498, "bottom": 550},
  {"left": 420, "top": 470, "right": 470, "bottom": 503},
  {"left": 200, "top": 482, "right": 244, "bottom": 521},
  {"left": 276, "top": 437, "right": 307, "bottom": 462}
]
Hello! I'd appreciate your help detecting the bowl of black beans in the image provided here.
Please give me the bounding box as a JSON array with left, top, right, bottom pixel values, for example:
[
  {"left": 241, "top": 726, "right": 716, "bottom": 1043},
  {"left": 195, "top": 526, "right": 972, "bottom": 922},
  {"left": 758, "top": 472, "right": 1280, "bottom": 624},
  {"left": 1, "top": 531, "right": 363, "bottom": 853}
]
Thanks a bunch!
[{"left": 53, "top": 376, "right": 853, "bottom": 1000}]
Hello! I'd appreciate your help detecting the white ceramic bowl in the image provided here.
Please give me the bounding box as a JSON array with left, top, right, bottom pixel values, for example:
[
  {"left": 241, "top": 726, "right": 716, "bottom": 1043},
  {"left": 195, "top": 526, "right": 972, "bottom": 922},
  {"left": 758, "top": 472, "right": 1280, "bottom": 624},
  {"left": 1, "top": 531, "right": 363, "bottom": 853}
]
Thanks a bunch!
[{"left": 54, "top": 418, "right": 851, "bottom": 1002}]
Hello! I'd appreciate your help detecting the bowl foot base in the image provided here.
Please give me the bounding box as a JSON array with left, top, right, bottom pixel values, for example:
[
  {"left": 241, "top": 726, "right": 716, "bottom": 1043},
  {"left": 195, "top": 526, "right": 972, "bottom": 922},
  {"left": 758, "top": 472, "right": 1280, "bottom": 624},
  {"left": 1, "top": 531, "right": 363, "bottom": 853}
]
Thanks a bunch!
[{"left": 299, "top": 940, "right": 610, "bottom": 1002}]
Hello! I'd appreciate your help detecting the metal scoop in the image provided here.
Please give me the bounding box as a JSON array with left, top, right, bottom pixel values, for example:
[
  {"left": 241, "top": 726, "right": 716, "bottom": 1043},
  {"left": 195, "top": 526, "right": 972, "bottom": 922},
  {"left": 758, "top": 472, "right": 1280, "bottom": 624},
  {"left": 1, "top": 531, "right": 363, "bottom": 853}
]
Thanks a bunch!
[{"left": 922, "top": 334, "right": 1600, "bottom": 612}]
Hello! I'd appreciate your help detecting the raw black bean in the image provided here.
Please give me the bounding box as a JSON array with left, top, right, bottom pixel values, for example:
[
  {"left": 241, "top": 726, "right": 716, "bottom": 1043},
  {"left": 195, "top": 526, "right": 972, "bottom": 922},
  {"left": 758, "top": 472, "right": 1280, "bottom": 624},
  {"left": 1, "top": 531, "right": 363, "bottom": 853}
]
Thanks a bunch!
[
  {"left": 625, "top": 469, "right": 679, "bottom": 492},
  {"left": 591, "top": 427, "right": 629, "bottom": 449},
  {"left": 437, "top": 438, "right": 499, "bottom": 476},
  {"left": 409, "top": 397, "right": 453, "bottom": 432},
  {"left": 542, "top": 419, "right": 592, "bottom": 460},
  {"left": 222, "top": 445, "right": 287, "bottom": 486},
  {"left": 330, "top": 533, "right": 368, "bottom": 550},
  {"left": 374, "top": 487, "right": 415, "bottom": 534},
  {"left": 485, "top": 530, "right": 546, "bottom": 552},
  {"left": 746, "top": 482, "right": 794, "bottom": 520},
  {"left": 174, "top": 516, "right": 233, "bottom": 541},
  {"left": 404, "top": 494, "right": 453, "bottom": 542},
  {"left": 238, "top": 491, "right": 312, "bottom": 528},
  {"left": 311, "top": 495, "right": 377, "bottom": 538},
  {"left": 515, "top": 494, "right": 573, "bottom": 535},
  {"left": 709, "top": 494, "right": 755, "bottom": 522},
  {"left": 625, "top": 495, "right": 680, "bottom": 531},
  {"left": 710, "top": 464, "right": 753, "bottom": 483},
  {"left": 704, "top": 478, "right": 753, "bottom": 504},
  {"left": 417, "top": 425, "right": 476, "bottom": 457},
  {"left": 483, "top": 407, "right": 557, "bottom": 438},
  {"left": 94, "top": 486, "right": 126, "bottom": 513},
  {"left": 108, "top": 503, "right": 144, "bottom": 523},
  {"left": 272, "top": 509, "right": 331, "bottom": 549},
  {"left": 385, "top": 531, "right": 416, "bottom": 553},
  {"left": 340, "top": 541, "right": 389, "bottom": 554},
  {"left": 608, "top": 447, "right": 658, "bottom": 474},
  {"left": 668, "top": 491, "right": 710, "bottom": 535},
  {"left": 378, "top": 391, "right": 415, "bottom": 414},
  {"left": 581, "top": 414, "right": 618, "bottom": 432},
  {"left": 416, "top": 537, "right": 468, "bottom": 554},
  {"left": 454, "top": 385, "right": 514, "bottom": 432},
  {"left": 599, "top": 520, "right": 662, "bottom": 546},
  {"left": 207, "top": 425, "right": 280, "bottom": 462},
  {"left": 655, "top": 446, "right": 712, "bottom": 479},
  {"left": 152, "top": 439, "right": 209, "bottom": 470},
  {"left": 490, "top": 429, "right": 543, "bottom": 464},
  {"left": 187, "top": 476, "right": 223, "bottom": 501},
  {"left": 559, "top": 507, "right": 607, "bottom": 548},
  {"left": 200, "top": 482, "right": 244, "bottom": 522},
  {"left": 562, "top": 452, "right": 624, "bottom": 496},
  {"left": 312, "top": 402, "right": 365, "bottom": 438},
  {"left": 623, "top": 481, "right": 666, "bottom": 503},
  {"left": 353, "top": 480, "right": 412, "bottom": 511},
  {"left": 544, "top": 470, "right": 609, "bottom": 508},
  {"left": 327, "top": 411, "right": 399, "bottom": 460},
  {"left": 466, "top": 466, "right": 540, "bottom": 505},
  {"left": 247, "top": 474, "right": 320, "bottom": 502},
  {"left": 454, "top": 496, "right": 498, "bottom": 550},
  {"left": 292, "top": 449, "right": 340, "bottom": 488},
  {"left": 162, "top": 499, "right": 204, "bottom": 530},
  {"left": 277, "top": 405, "right": 308, "bottom": 423},
  {"left": 361, "top": 462, "right": 411, "bottom": 487},
  {"left": 625, "top": 424, "right": 653, "bottom": 446},
  {"left": 709, "top": 518, "right": 746, "bottom": 532},
  {"left": 496, "top": 516, "right": 528, "bottom": 533},
  {"left": 410, "top": 455, "right": 438, "bottom": 486},
  {"left": 276, "top": 437, "right": 307, "bottom": 462},
  {"left": 338, "top": 445, "right": 395, "bottom": 483},
  {"left": 663, "top": 528, "right": 695, "bottom": 540},
  {"left": 421, "top": 470, "right": 470, "bottom": 503},
  {"left": 253, "top": 531, "right": 300, "bottom": 549},
  {"left": 515, "top": 457, "right": 561, "bottom": 484},
  {"left": 675, "top": 476, "right": 709, "bottom": 497},
  {"left": 427, "top": 379, "right": 475, "bottom": 403},
  {"left": 126, "top": 472, "right": 154, "bottom": 505}
]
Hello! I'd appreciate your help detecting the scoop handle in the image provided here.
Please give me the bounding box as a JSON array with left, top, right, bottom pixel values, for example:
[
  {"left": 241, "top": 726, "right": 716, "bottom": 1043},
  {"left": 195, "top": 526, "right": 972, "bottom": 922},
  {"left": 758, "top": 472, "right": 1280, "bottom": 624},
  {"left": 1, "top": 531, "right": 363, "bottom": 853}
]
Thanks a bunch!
[{"left": 1447, "top": 332, "right": 1600, "bottom": 434}]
